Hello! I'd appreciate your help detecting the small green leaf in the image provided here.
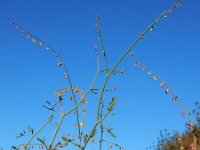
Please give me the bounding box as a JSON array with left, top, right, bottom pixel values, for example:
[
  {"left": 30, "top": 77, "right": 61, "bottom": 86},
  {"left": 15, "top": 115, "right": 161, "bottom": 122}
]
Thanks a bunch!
[
  {"left": 60, "top": 138, "right": 68, "bottom": 147},
  {"left": 37, "top": 137, "right": 45, "bottom": 145}
]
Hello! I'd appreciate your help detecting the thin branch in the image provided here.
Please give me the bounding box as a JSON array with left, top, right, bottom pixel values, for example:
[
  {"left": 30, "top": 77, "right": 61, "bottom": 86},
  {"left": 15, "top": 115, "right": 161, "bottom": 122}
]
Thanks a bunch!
[
  {"left": 96, "top": 15, "right": 109, "bottom": 74},
  {"left": 130, "top": 55, "right": 194, "bottom": 124}
]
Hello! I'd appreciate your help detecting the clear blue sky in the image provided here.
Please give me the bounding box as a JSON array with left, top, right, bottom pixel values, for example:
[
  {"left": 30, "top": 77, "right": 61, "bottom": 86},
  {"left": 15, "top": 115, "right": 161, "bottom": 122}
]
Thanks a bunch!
[{"left": 0, "top": 0, "right": 200, "bottom": 149}]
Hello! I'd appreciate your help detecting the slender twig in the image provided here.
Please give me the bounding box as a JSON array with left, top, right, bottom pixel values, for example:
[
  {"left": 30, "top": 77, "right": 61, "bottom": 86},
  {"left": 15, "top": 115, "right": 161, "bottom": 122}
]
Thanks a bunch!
[
  {"left": 130, "top": 56, "right": 194, "bottom": 124},
  {"left": 12, "top": 22, "right": 82, "bottom": 147},
  {"left": 96, "top": 15, "right": 109, "bottom": 74},
  {"left": 26, "top": 115, "right": 53, "bottom": 149},
  {"left": 82, "top": 109, "right": 113, "bottom": 149},
  {"left": 49, "top": 115, "right": 64, "bottom": 149},
  {"left": 102, "top": 139, "right": 126, "bottom": 150}
]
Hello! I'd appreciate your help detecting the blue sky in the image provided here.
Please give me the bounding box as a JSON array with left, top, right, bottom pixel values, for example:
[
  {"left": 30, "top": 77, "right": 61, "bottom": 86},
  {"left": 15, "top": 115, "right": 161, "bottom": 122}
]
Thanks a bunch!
[{"left": 0, "top": 0, "right": 200, "bottom": 149}]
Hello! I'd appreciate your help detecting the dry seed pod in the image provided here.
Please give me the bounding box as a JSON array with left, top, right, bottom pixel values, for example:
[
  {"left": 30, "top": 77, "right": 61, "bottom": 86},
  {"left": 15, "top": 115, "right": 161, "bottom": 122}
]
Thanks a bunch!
[
  {"left": 147, "top": 71, "right": 152, "bottom": 75},
  {"left": 187, "top": 123, "right": 194, "bottom": 129},
  {"left": 172, "top": 96, "right": 178, "bottom": 102},
  {"left": 32, "top": 38, "right": 36, "bottom": 43},
  {"left": 153, "top": 75, "right": 158, "bottom": 80},
  {"left": 57, "top": 61, "right": 63, "bottom": 67},
  {"left": 70, "top": 97, "right": 73, "bottom": 101},
  {"left": 78, "top": 91, "right": 83, "bottom": 96},
  {"left": 38, "top": 41, "right": 43, "bottom": 47},
  {"left": 39, "top": 145, "right": 43, "bottom": 149},
  {"left": 75, "top": 122, "right": 86, "bottom": 127},
  {"left": 160, "top": 82, "right": 165, "bottom": 88},
  {"left": 82, "top": 99, "right": 87, "bottom": 105},
  {"left": 64, "top": 73, "right": 68, "bottom": 78},
  {"left": 92, "top": 139, "right": 95, "bottom": 143},
  {"left": 142, "top": 66, "right": 146, "bottom": 72},
  {"left": 165, "top": 88, "right": 170, "bottom": 94},
  {"left": 73, "top": 88, "right": 79, "bottom": 93},
  {"left": 81, "top": 109, "right": 86, "bottom": 113},
  {"left": 46, "top": 47, "right": 50, "bottom": 50},
  {"left": 181, "top": 109, "right": 185, "bottom": 116},
  {"left": 150, "top": 26, "right": 153, "bottom": 32}
]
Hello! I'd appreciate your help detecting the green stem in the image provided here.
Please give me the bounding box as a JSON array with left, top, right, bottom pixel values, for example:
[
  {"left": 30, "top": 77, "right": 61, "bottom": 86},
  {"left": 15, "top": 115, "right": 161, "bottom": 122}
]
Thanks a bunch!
[
  {"left": 49, "top": 115, "right": 64, "bottom": 149},
  {"left": 26, "top": 116, "right": 52, "bottom": 148},
  {"left": 82, "top": 110, "right": 112, "bottom": 149}
]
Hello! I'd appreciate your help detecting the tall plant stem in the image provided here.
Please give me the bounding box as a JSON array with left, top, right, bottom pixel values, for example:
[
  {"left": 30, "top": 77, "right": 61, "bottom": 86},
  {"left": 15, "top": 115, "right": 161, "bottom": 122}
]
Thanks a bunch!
[{"left": 96, "top": 0, "right": 183, "bottom": 122}]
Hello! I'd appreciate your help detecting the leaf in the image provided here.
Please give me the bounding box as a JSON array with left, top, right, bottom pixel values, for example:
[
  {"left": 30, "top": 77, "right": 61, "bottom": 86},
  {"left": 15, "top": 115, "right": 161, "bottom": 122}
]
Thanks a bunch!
[
  {"left": 62, "top": 136, "right": 68, "bottom": 141},
  {"left": 107, "top": 97, "right": 117, "bottom": 112},
  {"left": 60, "top": 141, "right": 68, "bottom": 147},
  {"left": 108, "top": 130, "right": 117, "bottom": 138},
  {"left": 106, "top": 127, "right": 117, "bottom": 138},
  {"left": 60, "top": 137, "right": 69, "bottom": 147},
  {"left": 45, "top": 101, "right": 51, "bottom": 105},
  {"left": 37, "top": 137, "right": 45, "bottom": 145}
]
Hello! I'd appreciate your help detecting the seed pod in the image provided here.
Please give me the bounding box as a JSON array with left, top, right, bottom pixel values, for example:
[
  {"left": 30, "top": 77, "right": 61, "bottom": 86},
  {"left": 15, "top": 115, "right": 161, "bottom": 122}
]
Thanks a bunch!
[
  {"left": 92, "top": 139, "right": 95, "bottom": 143},
  {"left": 39, "top": 145, "right": 43, "bottom": 149},
  {"left": 73, "top": 88, "right": 79, "bottom": 93},
  {"left": 64, "top": 73, "right": 68, "bottom": 78},
  {"left": 74, "top": 110, "right": 77, "bottom": 114},
  {"left": 46, "top": 47, "right": 50, "bottom": 50},
  {"left": 160, "top": 82, "right": 165, "bottom": 88},
  {"left": 32, "top": 38, "right": 36, "bottom": 43},
  {"left": 181, "top": 109, "right": 185, "bottom": 116},
  {"left": 38, "top": 41, "right": 43, "bottom": 47},
  {"left": 153, "top": 75, "right": 158, "bottom": 80},
  {"left": 75, "top": 122, "right": 86, "bottom": 127},
  {"left": 81, "top": 109, "right": 86, "bottom": 113},
  {"left": 147, "top": 71, "right": 152, "bottom": 75},
  {"left": 172, "top": 96, "right": 178, "bottom": 102},
  {"left": 165, "top": 88, "right": 170, "bottom": 94},
  {"left": 57, "top": 61, "right": 63, "bottom": 67},
  {"left": 70, "top": 97, "right": 73, "bottom": 101}
]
